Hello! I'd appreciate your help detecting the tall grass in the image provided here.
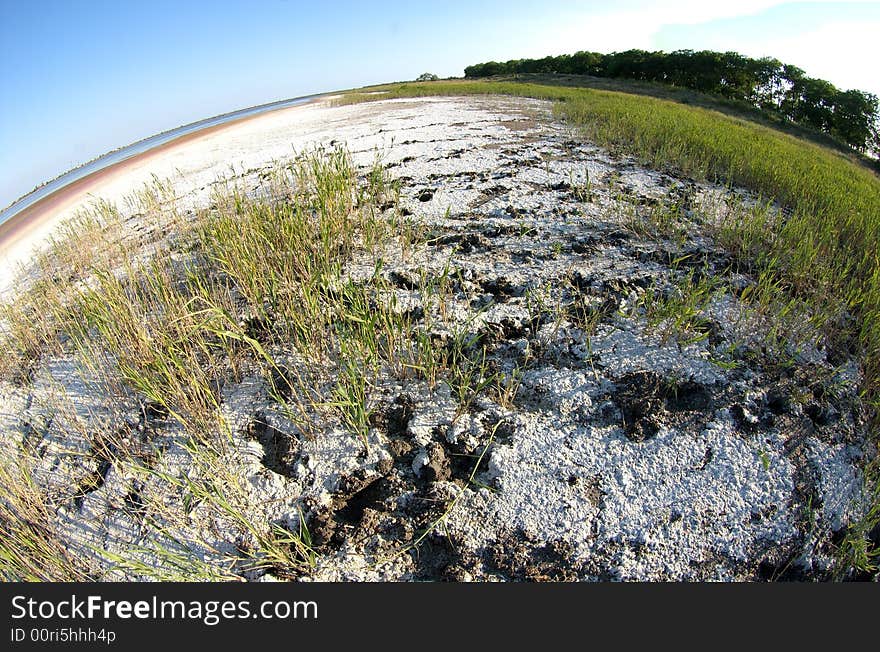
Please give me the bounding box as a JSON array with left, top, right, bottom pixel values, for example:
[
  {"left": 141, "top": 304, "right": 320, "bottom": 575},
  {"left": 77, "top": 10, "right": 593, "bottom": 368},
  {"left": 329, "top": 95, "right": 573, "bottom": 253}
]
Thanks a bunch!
[
  {"left": 0, "top": 145, "right": 513, "bottom": 579},
  {"left": 0, "top": 452, "right": 96, "bottom": 581},
  {"left": 345, "top": 80, "right": 880, "bottom": 572},
  {"left": 348, "top": 80, "right": 880, "bottom": 411},
  {"left": 0, "top": 149, "right": 390, "bottom": 578},
  {"left": 3, "top": 81, "right": 879, "bottom": 577}
]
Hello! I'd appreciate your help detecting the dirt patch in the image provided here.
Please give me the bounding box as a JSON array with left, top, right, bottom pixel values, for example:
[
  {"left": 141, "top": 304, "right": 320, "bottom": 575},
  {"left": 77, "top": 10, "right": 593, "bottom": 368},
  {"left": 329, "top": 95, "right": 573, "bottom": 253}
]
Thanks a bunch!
[
  {"left": 499, "top": 118, "right": 540, "bottom": 132},
  {"left": 483, "top": 529, "right": 582, "bottom": 581},
  {"left": 248, "top": 411, "right": 301, "bottom": 476},
  {"left": 612, "top": 371, "right": 665, "bottom": 442},
  {"left": 610, "top": 371, "right": 717, "bottom": 442},
  {"left": 4, "top": 95, "right": 872, "bottom": 582},
  {"left": 429, "top": 231, "right": 491, "bottom": 253},
  {"left": 73, "top": 447, "right": 114, "bottom": 510}
]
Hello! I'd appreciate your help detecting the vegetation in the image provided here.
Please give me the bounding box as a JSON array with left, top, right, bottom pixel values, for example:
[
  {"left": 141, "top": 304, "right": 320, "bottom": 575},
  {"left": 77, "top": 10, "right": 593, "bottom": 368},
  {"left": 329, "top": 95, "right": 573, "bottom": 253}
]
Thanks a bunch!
[
  {"left": 348, "top": 79, "right": 880, "bottom": 405},
  {"left": 3, "top": 70, "right": 880, "bottom": 579},
  {"left": 0, "top": 147, "right": 519, "bottom": 580},
  {"left": 464, "top": 49, "right": 880, "bottom": 155},
  {"left": 344, "top": 77, "right": 880, "bottom": 572}
]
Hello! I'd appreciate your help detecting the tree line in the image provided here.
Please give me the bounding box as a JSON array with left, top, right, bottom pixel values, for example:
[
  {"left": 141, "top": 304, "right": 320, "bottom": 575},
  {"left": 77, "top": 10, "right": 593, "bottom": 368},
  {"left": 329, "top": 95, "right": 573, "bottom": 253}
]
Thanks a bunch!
[{"left": 464, "top": 50, "right": 880, "bottom": 155}]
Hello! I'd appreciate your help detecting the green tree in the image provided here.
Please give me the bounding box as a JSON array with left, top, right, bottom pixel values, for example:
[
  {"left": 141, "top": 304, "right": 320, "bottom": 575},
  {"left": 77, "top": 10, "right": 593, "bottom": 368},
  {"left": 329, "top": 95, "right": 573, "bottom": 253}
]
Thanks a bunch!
[
  {"left": 830, "top": 90, "right": 879, "bottom": 151},
  {"left": 462, "top": 48, "right": 880, "bottom": 154}
]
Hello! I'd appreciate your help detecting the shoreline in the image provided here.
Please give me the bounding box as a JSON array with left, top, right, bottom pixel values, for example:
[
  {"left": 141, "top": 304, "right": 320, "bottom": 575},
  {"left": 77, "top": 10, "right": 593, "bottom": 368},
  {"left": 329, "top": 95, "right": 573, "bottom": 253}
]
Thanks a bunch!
[
  {"left": 0, "top": 94, "right": 333, "bottom": 287},
  {"left": 0, "top": 93, "right": 330, "bottom": 218},
  {"left": 0, "top": 94, "right": 869, "bottom": 581}
]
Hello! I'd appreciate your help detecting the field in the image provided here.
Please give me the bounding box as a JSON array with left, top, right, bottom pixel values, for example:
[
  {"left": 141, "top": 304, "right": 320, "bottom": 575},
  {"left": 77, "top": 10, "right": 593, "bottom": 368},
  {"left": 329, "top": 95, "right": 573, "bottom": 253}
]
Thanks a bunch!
[
  {"left": 349, "top": 80, "right": 880, "bottom": 415},
  {"left": 1, "top": 81, "right": 878, "bottom": 580}
]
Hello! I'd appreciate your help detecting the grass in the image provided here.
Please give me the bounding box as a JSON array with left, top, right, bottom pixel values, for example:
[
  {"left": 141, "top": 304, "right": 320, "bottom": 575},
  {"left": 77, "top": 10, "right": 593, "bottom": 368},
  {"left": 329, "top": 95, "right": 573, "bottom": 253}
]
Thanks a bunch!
[
  {"left": 345, "top": 79, "right": 880, "bottom": 407},
  {"left": 3, "top": 76, "right": 880, "bottom": 579},
  {"left": 0, "top": 145, "right": 518, "bottom": 580},
  {"left": 0, "top": 452, "right": 96, "bottom": 581},
  {"left": 465, "top": 72, "right": 880, "bottom": 167},
  {"left": 344, "top": 78, "right": 880, "bottom": 572},
  {"left": 636, "top": 267, "right": 719, "bottom": 346}
]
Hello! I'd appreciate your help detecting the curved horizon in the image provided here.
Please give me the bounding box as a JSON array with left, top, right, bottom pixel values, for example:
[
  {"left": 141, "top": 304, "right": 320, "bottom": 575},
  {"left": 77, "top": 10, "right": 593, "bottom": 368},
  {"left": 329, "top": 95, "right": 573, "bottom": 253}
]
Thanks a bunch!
[
  {"left": 0, "top": 91, "right": 326, "bottom": 228},
  {"left": 3, "top": 1, "right": 878, "bottom": 215}
]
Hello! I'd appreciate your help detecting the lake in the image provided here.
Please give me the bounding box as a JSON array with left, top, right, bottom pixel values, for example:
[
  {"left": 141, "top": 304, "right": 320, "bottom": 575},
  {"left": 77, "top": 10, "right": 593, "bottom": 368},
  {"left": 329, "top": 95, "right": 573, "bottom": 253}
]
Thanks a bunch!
[{"left": 0, "top": 93, "right": 319, "bottom": 228}]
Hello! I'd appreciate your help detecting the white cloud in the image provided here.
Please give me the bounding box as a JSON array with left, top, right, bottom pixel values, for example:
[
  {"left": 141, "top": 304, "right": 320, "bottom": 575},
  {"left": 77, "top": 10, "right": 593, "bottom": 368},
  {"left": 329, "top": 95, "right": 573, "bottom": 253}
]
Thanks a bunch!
[
  {"left": 529, "top": 1, "right": 793, "bottom": 56},
  {"left": 525, "top": 1, "right": 880, "bottom": 95},
  {"left": 748, "top": 20, "right": 880, "bottom": 95}
]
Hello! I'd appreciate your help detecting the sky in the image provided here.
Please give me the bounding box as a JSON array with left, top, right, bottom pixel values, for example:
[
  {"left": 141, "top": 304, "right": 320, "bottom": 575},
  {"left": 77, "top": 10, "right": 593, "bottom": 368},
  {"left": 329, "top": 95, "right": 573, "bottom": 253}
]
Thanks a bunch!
[{"left": 1, "top": 0, "right": 878, "bottom": 210}]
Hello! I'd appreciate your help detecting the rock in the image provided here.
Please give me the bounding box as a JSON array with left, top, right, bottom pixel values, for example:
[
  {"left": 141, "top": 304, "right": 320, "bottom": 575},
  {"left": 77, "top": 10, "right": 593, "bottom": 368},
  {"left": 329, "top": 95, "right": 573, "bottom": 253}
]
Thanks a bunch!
[{"left": 421, "top": 442, "right": 452, "bottom": 483}]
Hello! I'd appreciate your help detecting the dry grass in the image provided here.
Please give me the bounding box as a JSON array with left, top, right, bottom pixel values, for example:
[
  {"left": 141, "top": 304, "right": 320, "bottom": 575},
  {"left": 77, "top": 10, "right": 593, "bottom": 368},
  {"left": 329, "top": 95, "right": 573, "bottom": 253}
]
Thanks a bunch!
[{"left": 0, "top": 146, "right": 522, "bottom": 580}]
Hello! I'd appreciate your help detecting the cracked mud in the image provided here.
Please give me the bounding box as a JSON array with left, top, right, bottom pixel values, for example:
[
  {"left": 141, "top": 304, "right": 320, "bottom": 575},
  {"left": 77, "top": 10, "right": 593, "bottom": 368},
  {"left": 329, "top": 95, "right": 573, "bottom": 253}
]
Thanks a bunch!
[{"left": 0, "top": 96, "right": 873, "bottom": 581}]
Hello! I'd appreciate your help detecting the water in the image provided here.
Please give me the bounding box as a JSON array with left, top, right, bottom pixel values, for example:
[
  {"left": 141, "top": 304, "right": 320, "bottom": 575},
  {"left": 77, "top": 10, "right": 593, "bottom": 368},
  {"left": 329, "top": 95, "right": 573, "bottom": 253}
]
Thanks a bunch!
[{"left": 0, "top": 93, "right": 320, "bottom": 227}]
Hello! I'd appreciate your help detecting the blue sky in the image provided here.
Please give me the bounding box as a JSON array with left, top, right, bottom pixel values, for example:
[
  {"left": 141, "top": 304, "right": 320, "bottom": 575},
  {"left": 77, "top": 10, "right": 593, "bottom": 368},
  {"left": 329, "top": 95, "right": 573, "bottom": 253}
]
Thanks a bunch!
[{"left": 1, "top": 0, "right": 878, "bottom": 210}]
